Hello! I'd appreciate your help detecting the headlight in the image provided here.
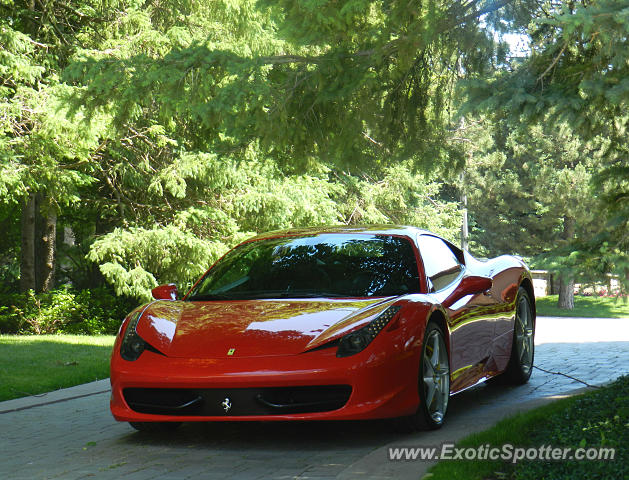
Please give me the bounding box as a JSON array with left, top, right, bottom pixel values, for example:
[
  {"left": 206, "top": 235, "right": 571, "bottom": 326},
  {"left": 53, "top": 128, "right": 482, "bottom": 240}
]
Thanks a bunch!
[
  {"left": 120, "top": 311, "right": 147, "bottom": 361},
  {"left": 336, "top": 305, "right": 401, "bottom": 357}
]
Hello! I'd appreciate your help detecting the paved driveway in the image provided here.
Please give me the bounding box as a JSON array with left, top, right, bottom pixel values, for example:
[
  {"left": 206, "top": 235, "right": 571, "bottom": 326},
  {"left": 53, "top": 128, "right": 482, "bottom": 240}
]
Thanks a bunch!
[{"left": 1, "top": 316, "right": 628, "bottom": 480}]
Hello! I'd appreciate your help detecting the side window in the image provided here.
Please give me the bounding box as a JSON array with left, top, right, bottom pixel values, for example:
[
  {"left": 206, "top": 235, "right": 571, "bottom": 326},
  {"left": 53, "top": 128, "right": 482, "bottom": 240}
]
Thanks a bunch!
[{"left": 417, "top": 235, "right": 463, "bottom": 292}]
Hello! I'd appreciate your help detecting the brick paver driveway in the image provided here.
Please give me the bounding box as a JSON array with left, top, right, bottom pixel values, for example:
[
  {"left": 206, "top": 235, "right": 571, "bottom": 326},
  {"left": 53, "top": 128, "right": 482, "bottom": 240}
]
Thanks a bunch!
[{"left": 1, "top": 316, "right": 628, "bottom": 480}]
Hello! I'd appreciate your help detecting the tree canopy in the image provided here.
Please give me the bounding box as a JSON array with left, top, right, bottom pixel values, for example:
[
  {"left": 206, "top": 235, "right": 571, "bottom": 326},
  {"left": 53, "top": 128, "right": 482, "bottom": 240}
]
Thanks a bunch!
[
  {"left": 463, "top": 0, "right": 629, "bottom": 298},
  {"left": 0, "top": 0, "right": 626, "bottom": 309}
]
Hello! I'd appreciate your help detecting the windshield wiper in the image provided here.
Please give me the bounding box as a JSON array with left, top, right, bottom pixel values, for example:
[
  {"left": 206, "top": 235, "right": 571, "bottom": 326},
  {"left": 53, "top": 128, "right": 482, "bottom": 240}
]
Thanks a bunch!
[
  {"left": 242, "top": 291, "right": 350, "bottom": 299},
  {"left": 287, "top": 292, "right": 349, "bottom": 298},
  {"left": 187, "top": 291, "right": 355, "bottom": 301},
  {"left": 186, "top": 293, "right": 234, "bottom": 301}
]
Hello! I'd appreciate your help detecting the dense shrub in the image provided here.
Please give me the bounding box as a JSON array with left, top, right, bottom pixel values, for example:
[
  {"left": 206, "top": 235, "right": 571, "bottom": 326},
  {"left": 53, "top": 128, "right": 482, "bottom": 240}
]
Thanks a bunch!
[
  {"left": 0, "top": 287, "right": 137, "bottom": 335},
  {"left": 514, "top": 375, "right": 628, "bottom": 480}
]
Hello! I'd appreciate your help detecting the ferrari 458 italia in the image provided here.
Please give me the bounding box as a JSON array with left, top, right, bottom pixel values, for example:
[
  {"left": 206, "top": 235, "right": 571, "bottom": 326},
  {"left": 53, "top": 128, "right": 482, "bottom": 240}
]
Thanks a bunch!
[{"left": 110, "top": 225, "right": 535, "bottom": 432}]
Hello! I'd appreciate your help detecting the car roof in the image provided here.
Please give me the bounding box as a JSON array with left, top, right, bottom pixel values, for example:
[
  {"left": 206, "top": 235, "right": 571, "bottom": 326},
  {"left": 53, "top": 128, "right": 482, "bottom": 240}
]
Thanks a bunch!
[{"left": 248, "top": 224, "right": 433, "bottom": 241}]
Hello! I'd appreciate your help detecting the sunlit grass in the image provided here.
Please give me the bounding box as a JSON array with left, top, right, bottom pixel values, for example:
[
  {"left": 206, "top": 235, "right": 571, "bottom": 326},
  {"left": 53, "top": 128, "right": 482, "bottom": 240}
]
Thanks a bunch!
[
  {"left": 0, "top": 335, "right": 115, "bottom": 402},
  {"left": 536, "top": 295, "right": 629, "bottom": 318}
]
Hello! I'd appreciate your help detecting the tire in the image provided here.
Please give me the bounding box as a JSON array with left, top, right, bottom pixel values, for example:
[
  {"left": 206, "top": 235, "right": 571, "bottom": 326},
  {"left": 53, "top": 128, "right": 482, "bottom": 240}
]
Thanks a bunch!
[
  {"left": 503, "top": 287, "right": 535, "bottom": 384},
  {"left": 394, "top": 321, "right": 450, "bottom": 432},
  {"left": 129, "top": 422, "right": 182, "bottom": 433}
]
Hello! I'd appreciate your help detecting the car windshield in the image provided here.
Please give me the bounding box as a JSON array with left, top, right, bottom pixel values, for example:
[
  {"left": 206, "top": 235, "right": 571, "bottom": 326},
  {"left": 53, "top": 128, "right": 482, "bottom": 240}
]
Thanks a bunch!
[{"left": 187, "top": 233, "right": 420, "bottom": 300}]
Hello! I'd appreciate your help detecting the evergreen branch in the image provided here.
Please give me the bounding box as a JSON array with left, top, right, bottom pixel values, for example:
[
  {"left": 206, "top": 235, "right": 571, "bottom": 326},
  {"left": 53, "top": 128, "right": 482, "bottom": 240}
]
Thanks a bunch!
[
  {"left": 258, "top": 55, "right": 324, "bottom": 65},
  {"left": 59, "top": 160, "right": 89, "bottom": 170},
  {"left": 447, "top": 0, "right": 483, "bottom": 19},
  {"left": 26, "top": 38, "right": 48, "bottom": 49},
  {"left": 362, "top": 132, "right": 383, "bottom": 147},
  {"left": 346, "top": 204, "right": 360, "bottom": 225},
  {"left": 424, "top": 195, "right": 440, "bottom": 208},
  {"left": 537, "top": 42, "right": 568, "bottom": 84}
]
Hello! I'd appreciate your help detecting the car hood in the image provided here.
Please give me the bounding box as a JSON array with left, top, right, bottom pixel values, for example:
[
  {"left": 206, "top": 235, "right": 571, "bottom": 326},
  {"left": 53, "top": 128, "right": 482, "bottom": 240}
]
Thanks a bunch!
[{"left": 135, "top": 297, "right": 397, "bottom": 358}]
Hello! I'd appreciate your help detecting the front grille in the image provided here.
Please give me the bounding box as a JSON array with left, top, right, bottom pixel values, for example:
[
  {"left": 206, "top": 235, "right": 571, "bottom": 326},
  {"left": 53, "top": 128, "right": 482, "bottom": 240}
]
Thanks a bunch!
[{"left": 123, "top": 385, "right": 352, "bottom": 416}]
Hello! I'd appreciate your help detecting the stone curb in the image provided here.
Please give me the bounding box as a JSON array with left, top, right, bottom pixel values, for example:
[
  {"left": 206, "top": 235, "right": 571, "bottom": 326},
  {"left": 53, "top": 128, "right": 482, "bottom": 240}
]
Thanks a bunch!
[{"left": 0, "top": 379, "right": 110, "bottom": 414}]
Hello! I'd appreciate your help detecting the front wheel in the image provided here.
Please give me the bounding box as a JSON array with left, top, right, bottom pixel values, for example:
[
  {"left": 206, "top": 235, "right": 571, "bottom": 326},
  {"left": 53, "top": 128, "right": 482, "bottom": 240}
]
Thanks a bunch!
[{"left": 395, "top": 321, "right": 450, "bottom": 432}]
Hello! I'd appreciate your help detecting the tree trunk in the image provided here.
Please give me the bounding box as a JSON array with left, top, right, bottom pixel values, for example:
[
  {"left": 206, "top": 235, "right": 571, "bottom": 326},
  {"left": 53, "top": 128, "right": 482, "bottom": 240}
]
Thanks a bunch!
[
  {"left": 20, "top": 194, "right": 37, "bottom": 292},
  {"left": 459, "top": 171, "right": 469, "bottom": 250},
  {"left": 557, "top": 273, "right": 574, "bottom": 309},
  {"left": 557, "top": 215, "right": 576, "bottom": 310},
  {"left": 549, "top": 273, "right": 557, "bottom": 295},
  {"left": 39, "top": 208, "right": 57, "bottom": 292}
]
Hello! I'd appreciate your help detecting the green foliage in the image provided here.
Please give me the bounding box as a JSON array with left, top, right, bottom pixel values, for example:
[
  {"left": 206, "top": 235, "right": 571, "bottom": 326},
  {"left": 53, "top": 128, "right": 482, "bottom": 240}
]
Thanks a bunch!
[
  {"left": 338, "top": 163, "right": 461, "bottom": 243},
  {"left": 0, "top": 84, "right": 105, "bottom": 204},
  {"left": 462, "top": 0, "right": 629, "bottom": 132},
  {"left": 0, "top": 203, "right": 20, "bottom": 292},
  {"left": 514, "top": 375, "right": 628, "bottom": 480},
  {"left": 461, "top": 0, "right": 629, "bottom": 282},
  {"left": 461, "top": 118, "right": 603, "bottom": 279},
  {"left": 64, "top": 0, "right": 505, "bottom": 170},
  {"left": 0, "top": 287, "right": 135, "bottom": 335},
  {"left": 3, "top": 0, "right": 623, "bottom": 311},
  {"left": 428, "top": 375, "right": 629, "bottom": 480},
  {"left": 86, "top": 157, "right": 460, "bottom": 300},
  {"left": 88, "top": 225, "right": 229, "bottom": 301},
  {"left": 0, "top": 25, "right": 45, "bottom": 92}
]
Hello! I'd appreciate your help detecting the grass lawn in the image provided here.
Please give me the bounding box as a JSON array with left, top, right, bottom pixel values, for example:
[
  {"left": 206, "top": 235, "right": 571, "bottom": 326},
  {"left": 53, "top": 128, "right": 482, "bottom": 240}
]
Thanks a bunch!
[
  {"left": 428, "top": 375, "right": 628, "bottom": 480},
  {"left": 535, "top": 295, "right": 629, "bottom": 318},
  {"left": 0, "top": 334, "right": 115, "bottom": 402}
]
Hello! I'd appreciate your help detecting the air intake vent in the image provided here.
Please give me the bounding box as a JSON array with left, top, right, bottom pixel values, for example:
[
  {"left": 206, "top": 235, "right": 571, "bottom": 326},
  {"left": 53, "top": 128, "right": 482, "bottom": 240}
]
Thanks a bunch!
[{"left": 123, "top": 385, "right": 352, "bottom": 416}]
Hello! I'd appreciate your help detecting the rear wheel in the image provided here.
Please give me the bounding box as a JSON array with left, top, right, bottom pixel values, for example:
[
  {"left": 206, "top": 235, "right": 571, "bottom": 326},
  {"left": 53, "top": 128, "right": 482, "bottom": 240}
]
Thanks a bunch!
[
  {"left": 503, "top": 287, "right": 534, "bottom": 384},
  {"left": 395, "top": 321, "right": 450, "bottom": 432},
  {"left": 129, "top": 422, "right": 182, "bottom": 433}
]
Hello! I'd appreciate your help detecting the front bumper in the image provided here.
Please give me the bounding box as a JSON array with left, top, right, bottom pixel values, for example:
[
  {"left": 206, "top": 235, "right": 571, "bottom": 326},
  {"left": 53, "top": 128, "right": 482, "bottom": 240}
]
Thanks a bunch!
[{"left": 110, "top": 340, "right": 422, "bottom": 422}]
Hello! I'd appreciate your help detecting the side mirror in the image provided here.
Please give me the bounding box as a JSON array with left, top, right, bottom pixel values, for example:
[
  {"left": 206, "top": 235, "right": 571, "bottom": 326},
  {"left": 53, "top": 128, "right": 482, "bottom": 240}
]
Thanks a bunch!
[
  {"left": 443, "top": 275, "right": 492, "bottom": 309},
  {"left": 151, "top": 284, "right": 178, "bottom": 300},
  {"left": 459, "top": 275, "right": 492, "bottom": 295}
]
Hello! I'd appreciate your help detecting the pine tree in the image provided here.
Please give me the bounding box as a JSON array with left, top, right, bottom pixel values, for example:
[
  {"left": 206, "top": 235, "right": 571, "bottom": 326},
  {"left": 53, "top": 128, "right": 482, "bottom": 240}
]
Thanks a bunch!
[{"left": 462, "top": 0, "right": 629, "bottom": 294}]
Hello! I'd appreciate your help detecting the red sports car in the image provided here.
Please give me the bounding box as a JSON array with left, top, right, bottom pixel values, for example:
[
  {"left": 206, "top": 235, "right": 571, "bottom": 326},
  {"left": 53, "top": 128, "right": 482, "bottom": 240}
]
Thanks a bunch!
[{"left": 110, "top": 225, "right": 535, "bottom": 432}]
